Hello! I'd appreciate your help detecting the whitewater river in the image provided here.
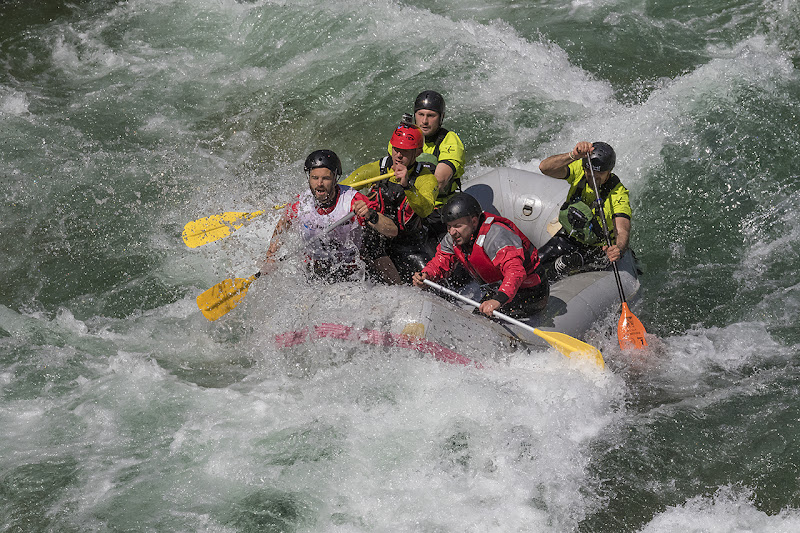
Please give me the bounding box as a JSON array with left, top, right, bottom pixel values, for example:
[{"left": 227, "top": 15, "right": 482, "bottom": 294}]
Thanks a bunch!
[{"left": 3, "top": 0, "right": 800, "bottom": 531}]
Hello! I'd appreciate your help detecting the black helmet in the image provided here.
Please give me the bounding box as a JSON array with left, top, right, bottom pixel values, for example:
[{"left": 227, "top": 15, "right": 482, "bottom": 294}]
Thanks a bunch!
[
  {"left": 304, "top": 149, "right": 342, "bottom": 177},
  {"left": 587, "top": 142, "right": 616, "bottom": 172},
  {"left": 441, "top": 192, "right": 482, "bottom": 224},
  {"left": 413, "top": 90, "right": 446, "bottom": 118}
]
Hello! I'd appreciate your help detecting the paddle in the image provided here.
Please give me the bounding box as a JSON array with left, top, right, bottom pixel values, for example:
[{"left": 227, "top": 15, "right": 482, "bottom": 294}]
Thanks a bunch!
[
  {"left": 182, "top": 171, "right": 394, "bottom": 248},
  {"left": 585, "top": 155, "right": 648, "bottom": 349},
  {"left": 422, "top": 279, "right": 605, "bottom": 369},
  {"left": 339, "top": 169, "right": 394, "bottom": 190},
  {"left": 196, "top": 211, "right": 356, "bottom": 321},
  {"left": 183, "top": 210, "right": 266, "bottom": 248},
  {"left": 196, "top": 272, "right": 261, "bottom": 322}
]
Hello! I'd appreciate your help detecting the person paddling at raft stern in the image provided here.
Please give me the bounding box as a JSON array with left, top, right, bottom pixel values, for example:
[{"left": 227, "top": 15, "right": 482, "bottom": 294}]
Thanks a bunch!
[
  {"left": 537, "top": 141, "right": 633, "bottom": 280},
  {"left": 340, "top": 122, "right": 441, "bottom": 284},
  {"left": 375, "top": 90, "right": 466, "bottom": 239},
  {"left": 410, "top": 91, "right": 466, "bottom": 208},
  {"left": 261, "top": 149, "right": 398, "bottom": 283},
  {"left": 412, "top": 193, "right": 549, "bottom": 318}
]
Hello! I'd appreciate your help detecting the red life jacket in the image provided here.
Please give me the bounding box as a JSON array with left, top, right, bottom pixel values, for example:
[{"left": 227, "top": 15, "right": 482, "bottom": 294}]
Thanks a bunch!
[{"left": 452, "top": 213, "right": 542, "bottom": 288}]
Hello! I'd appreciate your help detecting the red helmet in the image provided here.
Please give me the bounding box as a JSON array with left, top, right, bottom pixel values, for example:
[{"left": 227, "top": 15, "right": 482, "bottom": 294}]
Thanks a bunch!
[{"left": 390, "top": 123, "right": 424, "bottom": 150}]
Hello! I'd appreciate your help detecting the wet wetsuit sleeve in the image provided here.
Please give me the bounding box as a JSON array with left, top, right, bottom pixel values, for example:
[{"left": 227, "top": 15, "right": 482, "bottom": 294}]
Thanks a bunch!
[
  {"left": 421, "top": 234, "right": 458, "bottom": 280},
  {"left": 403, "top": 171, "right": 438, "bottom": 218},
  {"left": 437, "top": 130, "right": 465, "bottom": 180},
  {"left": 608, "top": 182, "right": 632, "bottom": 219},
  {"left": 286, "top": 199, "right": 301, "bottom": 220},
  {"left": 354, "top": 191, "right": 380, "bottom": 211},
  {"left": 484, "top": 225, "right": 527, "bottom": 304},
  {"left": 566, "top": 159, "right": 583, "bottom": 182},
  {"left": 350, "top": 191, "right": 377, "bottom": 226}
]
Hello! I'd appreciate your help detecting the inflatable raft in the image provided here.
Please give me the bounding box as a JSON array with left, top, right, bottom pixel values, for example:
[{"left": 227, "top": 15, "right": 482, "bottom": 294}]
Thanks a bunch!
[{"left": 274, "top": 167, "right": 641, "bottom": 363}]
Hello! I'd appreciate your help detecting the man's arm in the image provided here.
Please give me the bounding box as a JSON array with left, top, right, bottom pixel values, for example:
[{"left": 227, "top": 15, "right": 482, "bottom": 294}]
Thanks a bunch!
[
  {"left": 412, "top": 238, "right": 457, "bottom": 286},
  {"left": 260, "top": 213, "right": 291, "bottom": 272},
  {"left": 352, "top": 198, "right": 398, "bottom": 238},
  {"left": 604, "top": 216, "right": 630, "bottom": 262},
  {"left": 434, "top": 131, "right": 465, "bottom": 191},
  {"left": 476, "top": 227, "right": 529, "bottom": 316},
  {"left": 477, "top": 251, "right": 527, "bottom": 317},
  {"left": 433, "top": 162, "right": 454, "bottom": 192},
  {"left": 401, "top": 171, "right": 438, "bottom": 218},
  {"left": 539, "top": 141, "right": 593, "bottom": 179}
]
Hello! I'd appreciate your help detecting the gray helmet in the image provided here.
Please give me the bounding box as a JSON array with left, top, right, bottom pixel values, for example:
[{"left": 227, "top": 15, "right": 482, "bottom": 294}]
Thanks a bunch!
[
  {"left": 441, "top": 193, "right": 482, "bottom": 224},
  {"left": 304, "top": 149, "right": 342, "bottom": 177},
  {"left": 413, "top": 90, "right": 445, "bottom": 118},
  {"left": 587, "top": 142, "right": 616, "bottom": 172}
]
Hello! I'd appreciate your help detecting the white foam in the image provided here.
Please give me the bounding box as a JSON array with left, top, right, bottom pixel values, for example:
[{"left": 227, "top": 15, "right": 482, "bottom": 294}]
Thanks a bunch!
[
  {"left": 4, "top": 1, "right": 799, "bottom": 530},
  {"left": 0, "top": 86, "right": 31, "bottom": 116},
  {"left": 641, "top": 486, "right": 800, "bottom": 532},
  {"left": 533, "top": 35, "right": 795, "bottom": 189}
]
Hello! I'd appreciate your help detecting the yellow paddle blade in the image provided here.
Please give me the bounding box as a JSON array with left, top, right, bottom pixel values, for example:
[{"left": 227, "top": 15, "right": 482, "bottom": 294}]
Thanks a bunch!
[
  {"left": 618, "top": 302, "right": 648, "bottom": 349},
  {"left": 182, "top": 211, "right": 265, "bottom": 248},
  {"left": 533, "top": 328, "right": 605, "bottom": 369},
  {"left": 196, "top": 273, "right": 259, "bottom": 321},
  {"left": 401, "top": 322, "right": 426, "bottom": 339}
]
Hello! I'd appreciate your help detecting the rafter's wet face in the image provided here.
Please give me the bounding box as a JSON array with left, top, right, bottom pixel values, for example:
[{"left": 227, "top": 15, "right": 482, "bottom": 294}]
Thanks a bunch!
[
  {"left": 446, "top": 215, "right": 479, "bottom": 246},
  {"left": 414, "top": 109, "right": 441, "bottom": 137},
  {"left": 583, "top": 161, "right": 611, "bottom": 186},
  {"left": 308, "top": 168, "right": 337, "bottom": 206}
]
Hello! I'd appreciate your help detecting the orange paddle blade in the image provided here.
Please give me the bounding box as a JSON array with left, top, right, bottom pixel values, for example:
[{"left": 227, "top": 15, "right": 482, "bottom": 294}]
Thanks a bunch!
[
  {"left": 618, "top": 302, "right": 648, "bottom": 349},
  {"left": 196, "top": 274, "right": 259, "bottom": 321}
]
